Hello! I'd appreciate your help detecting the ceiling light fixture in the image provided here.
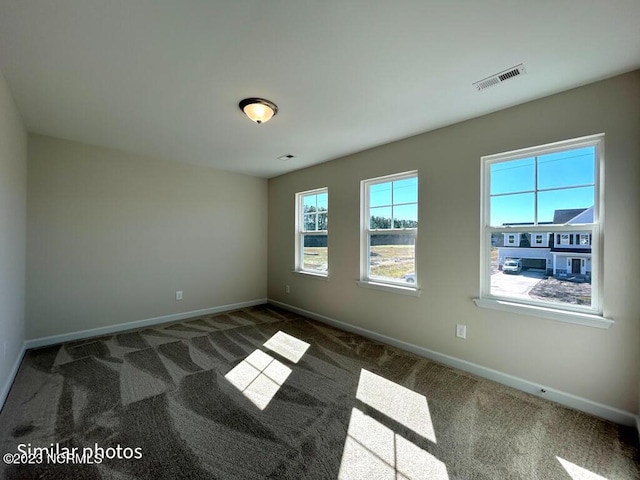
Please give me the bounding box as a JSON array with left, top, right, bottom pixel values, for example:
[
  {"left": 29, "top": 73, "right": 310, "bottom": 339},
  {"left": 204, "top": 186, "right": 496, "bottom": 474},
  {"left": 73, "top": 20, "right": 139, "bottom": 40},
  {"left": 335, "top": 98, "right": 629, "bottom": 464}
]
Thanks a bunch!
[{"left": 239, "top": 98, "right": 278, "bottom": 124}]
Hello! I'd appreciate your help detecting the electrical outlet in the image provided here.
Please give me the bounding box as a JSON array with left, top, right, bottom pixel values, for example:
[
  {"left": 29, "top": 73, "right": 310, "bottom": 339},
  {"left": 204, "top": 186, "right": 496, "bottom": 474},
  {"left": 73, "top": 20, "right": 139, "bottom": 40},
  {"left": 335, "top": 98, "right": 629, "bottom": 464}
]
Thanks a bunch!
[
  {"left": 456, "top": 324, "right": 467, "bottom": 339},
  {"left": 176, "top": 290, "right": 183, "bottom": 301},
  {"left": 285, "top": 285, "right": 290, "bottom": 294}
]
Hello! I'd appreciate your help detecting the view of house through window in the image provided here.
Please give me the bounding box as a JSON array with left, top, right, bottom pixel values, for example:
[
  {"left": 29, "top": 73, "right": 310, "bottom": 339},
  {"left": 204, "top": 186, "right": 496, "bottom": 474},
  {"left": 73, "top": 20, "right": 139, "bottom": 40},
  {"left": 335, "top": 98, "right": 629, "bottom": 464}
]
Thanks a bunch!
[
  {"left": 362, "top": 172, "right": 418, "bottom": 286},
  {"left": 296, "top": 188, "right": 328, "bottom": 274},
  {"left": 483, "top": 135, "right": 602, "bottom": 312}
]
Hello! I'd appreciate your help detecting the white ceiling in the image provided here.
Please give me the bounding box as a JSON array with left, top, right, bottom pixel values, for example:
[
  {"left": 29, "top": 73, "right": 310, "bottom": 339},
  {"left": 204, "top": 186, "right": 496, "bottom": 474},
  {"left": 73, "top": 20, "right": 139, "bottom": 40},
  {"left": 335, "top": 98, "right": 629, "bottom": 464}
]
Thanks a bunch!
[{"left": 0, "top": 1, "right": 639, "bottom": 178}]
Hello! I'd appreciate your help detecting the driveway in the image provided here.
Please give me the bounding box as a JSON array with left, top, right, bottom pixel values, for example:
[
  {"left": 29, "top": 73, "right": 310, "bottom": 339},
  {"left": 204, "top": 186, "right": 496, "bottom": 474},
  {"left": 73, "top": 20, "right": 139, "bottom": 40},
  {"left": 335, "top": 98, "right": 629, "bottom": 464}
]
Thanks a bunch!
[{"left": 491, "top": 270, "right": 546, "bottom": 300}]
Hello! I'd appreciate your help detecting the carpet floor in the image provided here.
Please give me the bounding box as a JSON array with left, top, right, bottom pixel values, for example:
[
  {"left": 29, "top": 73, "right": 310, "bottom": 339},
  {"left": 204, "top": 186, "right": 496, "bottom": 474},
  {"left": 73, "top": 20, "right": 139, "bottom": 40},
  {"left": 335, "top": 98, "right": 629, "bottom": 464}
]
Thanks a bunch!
[{"left": 0, "top": 304, "right": 638, "bottom": 479}]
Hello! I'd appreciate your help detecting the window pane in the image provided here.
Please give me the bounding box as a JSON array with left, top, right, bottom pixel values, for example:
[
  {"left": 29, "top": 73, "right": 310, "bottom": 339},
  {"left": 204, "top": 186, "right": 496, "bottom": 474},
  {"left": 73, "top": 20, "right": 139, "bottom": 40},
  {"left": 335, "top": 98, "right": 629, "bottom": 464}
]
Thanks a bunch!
[
  {"left": 370, "top": 182, "right": 392, "bottom": 207},
  {"left": 490, "top": 157, "right": 535, "bottom": 195},
  {"left": 537, "top": 187, "right": 594, "bottom": 224},
  {"left": 393, "top": 204, "right": 418, "bottom": 228},
  {"left": 316, "top": 192, "right": 328, "bottom": 211},
  {"left": 370, "top": 207, "right": 392, "bottom": 229},
  {"left": 537, "top": 146, "right": 595, "bottom": 190},
  {"left": 493, "top": 227, "right": 593, "bottom": 307},
  {"left": 491, "top": 261, "right": 591, "bottom": 308},
  {"left": 303, "top": 214, "right": 316, "bottom": 231},
  {"left": 369, "top": 233, "right": 415, "bottom": 284},
  {"left": 393, "top": 177, "right": 417, "bottom": 204},
  {"left": 317, "top": 212, "right": 328, "bottom": 230},
  {"left": 490, "top": 193, "right": 534, "bottom": 226},
  {"left": 302, "top": 235, "right": 327, "bottom": 273},
  {"left": 303, "top": 194, "right": 317, "bottom": 212}
]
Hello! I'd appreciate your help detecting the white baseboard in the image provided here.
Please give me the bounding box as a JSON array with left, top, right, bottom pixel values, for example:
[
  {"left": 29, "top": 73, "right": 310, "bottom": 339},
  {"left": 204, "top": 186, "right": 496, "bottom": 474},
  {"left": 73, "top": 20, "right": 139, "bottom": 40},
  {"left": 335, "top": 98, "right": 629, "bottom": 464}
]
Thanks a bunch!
[
  {"left": 0, "top": 344, "right": 27, "bottom": 413},
  {"left": 269, "top": 299, "right": 638, "bottom": 427},
  {"left": 25, "top": 298, "right": 267, "bottom": 350}
]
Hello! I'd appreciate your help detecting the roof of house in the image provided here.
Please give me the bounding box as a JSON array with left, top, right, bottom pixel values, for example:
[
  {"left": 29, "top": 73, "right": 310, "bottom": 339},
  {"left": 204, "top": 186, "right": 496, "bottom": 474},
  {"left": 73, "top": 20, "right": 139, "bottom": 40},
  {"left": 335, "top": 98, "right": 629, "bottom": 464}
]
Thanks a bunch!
[
  {"left": 553, "top": 208, "right": 589, "bottom": 224},
  {"left": 566, "top": 206, "right": 594, "bottom": 224}
]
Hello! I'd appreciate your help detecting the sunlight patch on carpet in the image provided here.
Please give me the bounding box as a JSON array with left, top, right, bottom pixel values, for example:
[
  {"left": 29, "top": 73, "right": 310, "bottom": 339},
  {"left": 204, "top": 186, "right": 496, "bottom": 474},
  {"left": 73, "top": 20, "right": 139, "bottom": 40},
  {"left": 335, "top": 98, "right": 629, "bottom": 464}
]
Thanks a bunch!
[
  {"left": 224, "top": 349, "right": 292, "bottom": 410},
  {"left": 263, "top": 331, "right": 310, "bottom": 363},
  {"left": 338, "top": 408, "right": 448, "bottom": 480},
  {"left": 356, "top": 369, "right": 436, "bottom": 443},
  {"left": 557, "top": 457, "right": 610, "bottom": 480}
]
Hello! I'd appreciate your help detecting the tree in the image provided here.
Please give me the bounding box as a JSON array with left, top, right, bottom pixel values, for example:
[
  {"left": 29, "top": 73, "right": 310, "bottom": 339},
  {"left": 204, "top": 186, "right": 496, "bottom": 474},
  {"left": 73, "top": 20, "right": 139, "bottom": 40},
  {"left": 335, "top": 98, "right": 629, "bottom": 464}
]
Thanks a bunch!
[
  {"left": 303, "top": 205, "right": 328, "bottom": 231},
  {"left": 369, "top": 216, "right": 417, "bottom": 229}
]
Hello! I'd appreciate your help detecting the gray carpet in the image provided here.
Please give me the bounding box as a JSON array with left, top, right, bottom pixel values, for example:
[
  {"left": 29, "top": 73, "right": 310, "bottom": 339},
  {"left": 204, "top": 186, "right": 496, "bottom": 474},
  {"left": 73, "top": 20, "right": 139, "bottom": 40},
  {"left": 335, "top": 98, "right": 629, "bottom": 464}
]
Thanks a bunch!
[{"left": 0, "top": 304, "right": 638, "bottom": 479}]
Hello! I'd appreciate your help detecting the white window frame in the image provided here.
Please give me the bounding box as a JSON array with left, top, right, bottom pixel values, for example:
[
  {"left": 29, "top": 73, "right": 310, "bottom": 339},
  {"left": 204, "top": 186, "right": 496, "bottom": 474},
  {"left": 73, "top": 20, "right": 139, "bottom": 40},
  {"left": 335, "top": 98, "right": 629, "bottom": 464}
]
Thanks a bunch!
[
  {"left": 475, "top": 134, "right": 612, "bottom": 328},
  {"left": 294, "top": 187, "right": 328, "bottom": 277},
  {"left": 357, "top": 171, "right": 420, "bottom": 296}
]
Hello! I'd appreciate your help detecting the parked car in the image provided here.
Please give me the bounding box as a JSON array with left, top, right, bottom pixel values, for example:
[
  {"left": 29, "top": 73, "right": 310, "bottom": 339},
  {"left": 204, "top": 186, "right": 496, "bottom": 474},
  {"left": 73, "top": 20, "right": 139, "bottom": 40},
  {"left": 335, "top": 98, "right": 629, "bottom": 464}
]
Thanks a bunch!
[
  {"left": 503, "top": 259, "right": 522, "bottom": 274},
  {"left": 403, "top": 273, "right": 416, "bottom": 283}
]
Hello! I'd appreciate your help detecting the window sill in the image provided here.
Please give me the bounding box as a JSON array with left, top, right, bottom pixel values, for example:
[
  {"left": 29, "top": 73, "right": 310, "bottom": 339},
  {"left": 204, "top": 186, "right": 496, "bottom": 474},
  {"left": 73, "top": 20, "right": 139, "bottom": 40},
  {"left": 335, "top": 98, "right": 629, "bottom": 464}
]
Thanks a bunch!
[
  {"left": 473, "top": 297, "right": 613, "bottom": 329},
  {"left": 292, "top": 270, "right": 329, "bottom": 281},
  {"left": 357, "top": 280, "right": 421, "bottom": 297}
]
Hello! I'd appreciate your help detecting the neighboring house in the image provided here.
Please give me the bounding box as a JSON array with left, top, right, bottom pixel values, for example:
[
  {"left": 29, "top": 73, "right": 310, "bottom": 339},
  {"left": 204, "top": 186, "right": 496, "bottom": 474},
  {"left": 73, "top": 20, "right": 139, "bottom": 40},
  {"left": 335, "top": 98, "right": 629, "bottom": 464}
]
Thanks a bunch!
[{"left": 497, "top": 207, "right": 593, "bottom": 280}]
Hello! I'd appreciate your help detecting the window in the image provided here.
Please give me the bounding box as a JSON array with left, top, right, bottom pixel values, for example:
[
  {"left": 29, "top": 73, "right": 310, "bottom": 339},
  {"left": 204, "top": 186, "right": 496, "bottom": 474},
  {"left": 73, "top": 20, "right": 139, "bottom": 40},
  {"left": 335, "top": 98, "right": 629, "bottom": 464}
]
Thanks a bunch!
[
  {"left": 295, "top": 188, "right": 328, "bottom": 275},
  {"left": 529, "top": 233, "right": 549, "bottom": 247},
  {"left": 477, "top": 134, "right": 608, "bottom": 325},
  {"left": 504, "top": 233, "right": 519, "bottom": 246},
  {"left": 360, "top": 171, "right": 418, "bottom": 291}
]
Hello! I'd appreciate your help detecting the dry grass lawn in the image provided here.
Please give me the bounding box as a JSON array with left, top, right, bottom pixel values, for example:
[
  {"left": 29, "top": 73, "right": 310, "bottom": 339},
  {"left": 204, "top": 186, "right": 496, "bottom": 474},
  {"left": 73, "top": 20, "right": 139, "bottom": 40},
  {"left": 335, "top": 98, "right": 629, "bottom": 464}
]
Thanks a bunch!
[
  {"left": 369, "top": 245, "right": 414, "bottom": 280},
  {"left": 303, "top": 247, "right": 328, "bottom": 271}
]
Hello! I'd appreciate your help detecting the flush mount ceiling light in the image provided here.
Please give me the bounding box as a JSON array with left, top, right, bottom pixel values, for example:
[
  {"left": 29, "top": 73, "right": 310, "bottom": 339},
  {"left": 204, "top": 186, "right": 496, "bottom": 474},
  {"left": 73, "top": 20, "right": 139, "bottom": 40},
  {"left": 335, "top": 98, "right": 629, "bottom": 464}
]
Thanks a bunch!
[{"left": 239, "top": 98, "right": 278, "bottom": 124}]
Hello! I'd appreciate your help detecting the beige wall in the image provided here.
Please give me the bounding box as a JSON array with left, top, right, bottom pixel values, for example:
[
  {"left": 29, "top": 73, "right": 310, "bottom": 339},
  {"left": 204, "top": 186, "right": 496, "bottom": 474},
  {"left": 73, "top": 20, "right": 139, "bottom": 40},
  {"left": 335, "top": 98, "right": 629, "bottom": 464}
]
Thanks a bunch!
[
  {"left": 27, "top": 135, "right": 267, "bottom": 339},
  {"left": 268, "top": 71, "right": 640, "bottom": 413},
  {"left": 0, "top": 70, "right": 27, "bottom": 398}
]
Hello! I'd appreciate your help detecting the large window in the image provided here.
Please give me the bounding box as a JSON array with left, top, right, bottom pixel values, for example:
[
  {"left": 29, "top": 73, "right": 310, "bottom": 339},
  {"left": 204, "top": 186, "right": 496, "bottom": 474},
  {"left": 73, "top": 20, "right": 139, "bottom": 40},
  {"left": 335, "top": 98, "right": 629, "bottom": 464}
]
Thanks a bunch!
[
  {"left": 360, "top": 171, "right": 418, "bottom": 290},
  {"left": 295, "top": 188, "right": 328, "bottom": 275},
  {"left": 478, "top": 134, "right": 606, "bottom": 324}
]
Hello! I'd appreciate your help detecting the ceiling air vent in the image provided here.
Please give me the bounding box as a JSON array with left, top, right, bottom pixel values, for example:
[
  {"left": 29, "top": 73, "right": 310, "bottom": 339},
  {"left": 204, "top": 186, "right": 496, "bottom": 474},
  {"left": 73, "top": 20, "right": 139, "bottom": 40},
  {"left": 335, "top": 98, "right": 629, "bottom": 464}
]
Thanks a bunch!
[{"left": 473, "top": 64, "right": 526, "bottom": 91}]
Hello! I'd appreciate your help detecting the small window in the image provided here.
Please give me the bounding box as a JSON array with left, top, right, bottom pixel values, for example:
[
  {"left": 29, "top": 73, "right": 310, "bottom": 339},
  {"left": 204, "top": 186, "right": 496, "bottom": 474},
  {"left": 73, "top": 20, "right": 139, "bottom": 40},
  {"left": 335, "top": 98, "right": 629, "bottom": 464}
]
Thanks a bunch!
[
  {"left": 529, "top": 233, "right": 549, "bottom": 248},
  {"left": 295, "top": 188, "right": 328, "bottom": 275},
  {"left": 479, "top": 134, "right": 604, "bottom": 320},
  {"left": 504, "top": 233, "right": 520, "bottom": 246},
  {"left": 360, "top": 172, "right": 418, "bottom": 289}
]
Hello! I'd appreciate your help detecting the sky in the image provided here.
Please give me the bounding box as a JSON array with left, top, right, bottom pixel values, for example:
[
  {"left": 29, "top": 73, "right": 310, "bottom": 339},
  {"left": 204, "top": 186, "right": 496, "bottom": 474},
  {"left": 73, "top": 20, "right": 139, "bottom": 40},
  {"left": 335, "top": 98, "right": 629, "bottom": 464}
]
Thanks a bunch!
[
  {"left": 369, "top": 177, "right": 418, "bottom": 226},
  {"left": 489, "top": 146, "right": 595, "bottom": 226},
  {"left": 364, "top": 146, "right": 595, "bottom": 228},
  {"left": 307, "top": 146, "right": 594, "bottom": 229}
]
